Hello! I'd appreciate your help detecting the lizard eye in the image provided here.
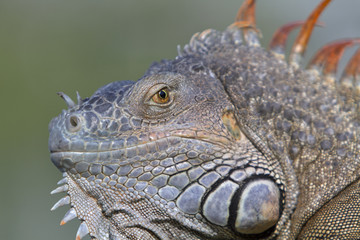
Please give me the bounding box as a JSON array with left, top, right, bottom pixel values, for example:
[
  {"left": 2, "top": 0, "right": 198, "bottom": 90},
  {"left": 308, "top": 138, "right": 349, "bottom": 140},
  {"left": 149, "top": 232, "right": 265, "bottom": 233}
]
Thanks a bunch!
[{"left": 152, "top": 88, "right": 170, "bottom": 104}]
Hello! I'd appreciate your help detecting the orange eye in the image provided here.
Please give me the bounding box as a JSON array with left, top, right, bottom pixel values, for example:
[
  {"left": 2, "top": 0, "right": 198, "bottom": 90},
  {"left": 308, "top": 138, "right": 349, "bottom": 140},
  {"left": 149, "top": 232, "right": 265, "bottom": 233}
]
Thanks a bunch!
[{"left": 152, "top": 88, "right": 170, "bottom": 104}]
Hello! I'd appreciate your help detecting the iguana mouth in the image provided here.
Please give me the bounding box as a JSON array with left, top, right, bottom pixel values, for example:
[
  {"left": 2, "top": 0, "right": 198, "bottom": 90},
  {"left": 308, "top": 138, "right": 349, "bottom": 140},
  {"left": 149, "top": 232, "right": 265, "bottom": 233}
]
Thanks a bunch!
[{"left": 50, "top": 140, "right": 227, "bottom": 175}]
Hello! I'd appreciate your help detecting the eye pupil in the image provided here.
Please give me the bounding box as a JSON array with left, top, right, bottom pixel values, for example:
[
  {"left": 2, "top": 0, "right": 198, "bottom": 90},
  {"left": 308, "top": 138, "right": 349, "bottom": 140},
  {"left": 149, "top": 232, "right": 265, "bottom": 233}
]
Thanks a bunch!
[
  {"left": 158, "top": 90, "right": 167, "bottom": 99},
  {"left": 152, "top": 88, "right": 170, "bottom": 104}
]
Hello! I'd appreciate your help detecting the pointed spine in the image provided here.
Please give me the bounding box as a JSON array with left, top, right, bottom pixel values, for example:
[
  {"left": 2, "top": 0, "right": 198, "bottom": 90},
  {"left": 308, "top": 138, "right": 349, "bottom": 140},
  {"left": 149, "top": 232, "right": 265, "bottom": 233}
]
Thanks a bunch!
[
  {"left": 340, "top": 47, "right": 360, "bottom": 92},
  {"left": 51, "top": 184, "right": 69, "bottom": 195},
  {"left": 231, "top": 0, "right": 260, "bottom": 46},
  {"left": 76, "top": 222, "right": 90, "bottom": 240},
  {"left": 308, "top": 39, "right": 360, "bottom": 83},
  {"left": 57, "top": 178, "right": 68, "bottom": 185},
  {"left": 57, "top": 92, "right": 76, "bottom": 109},
  {"left": 60, "top": 208, "right": 77, "bottom": 226},
  {"left": 269, "top": 21, "right": 305, "bottom": 59},
  {"left": 269, "top": 21, "right": 323, "bottom": 60},
  {"left": 177, "top": 45, "right": 183, "bottom": 57},
  {"left": 76, "top": 91, "right": 83, "bottom": 106},
  {"left": 51, "top": 196, "right": 70, "bottom": 211},
  {"left": 289, "top": 0, "right": 331, "bottom": 68}
]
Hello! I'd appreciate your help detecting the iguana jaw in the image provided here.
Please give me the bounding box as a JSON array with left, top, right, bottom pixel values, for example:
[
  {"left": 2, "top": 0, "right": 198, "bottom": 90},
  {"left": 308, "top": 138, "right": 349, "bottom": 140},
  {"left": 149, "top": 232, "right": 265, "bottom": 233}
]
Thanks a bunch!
[{"left": 50, "top": 128, "right": 285, "bottom": 239}]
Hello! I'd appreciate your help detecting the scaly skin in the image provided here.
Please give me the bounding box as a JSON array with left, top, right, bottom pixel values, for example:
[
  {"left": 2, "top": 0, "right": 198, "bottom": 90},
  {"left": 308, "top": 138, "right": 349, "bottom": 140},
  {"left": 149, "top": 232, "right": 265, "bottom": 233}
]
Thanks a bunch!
[{"left": 49, "top": 1, "right": 360, "bottom": 239}]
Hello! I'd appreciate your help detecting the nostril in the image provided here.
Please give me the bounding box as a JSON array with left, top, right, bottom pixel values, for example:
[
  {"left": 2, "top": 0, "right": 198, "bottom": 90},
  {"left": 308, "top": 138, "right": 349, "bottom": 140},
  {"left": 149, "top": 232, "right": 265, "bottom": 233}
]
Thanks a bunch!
[{"left": 67, "top": 115, "right": 82, "bottom": 132}]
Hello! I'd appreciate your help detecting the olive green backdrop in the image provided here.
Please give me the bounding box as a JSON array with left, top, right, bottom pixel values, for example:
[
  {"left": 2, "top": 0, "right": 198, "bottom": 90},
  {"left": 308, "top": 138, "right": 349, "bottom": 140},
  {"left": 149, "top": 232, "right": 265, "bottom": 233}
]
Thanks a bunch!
[{"left": 1, "top": 0, "right": 359, "bottom": 239}]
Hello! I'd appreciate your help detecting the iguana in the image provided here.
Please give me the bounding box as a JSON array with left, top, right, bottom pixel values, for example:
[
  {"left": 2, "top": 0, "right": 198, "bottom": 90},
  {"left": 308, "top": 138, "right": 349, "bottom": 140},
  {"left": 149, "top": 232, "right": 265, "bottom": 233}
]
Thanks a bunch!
[{"left": 48, "top": 0, "right": 360, "bottom": 239}]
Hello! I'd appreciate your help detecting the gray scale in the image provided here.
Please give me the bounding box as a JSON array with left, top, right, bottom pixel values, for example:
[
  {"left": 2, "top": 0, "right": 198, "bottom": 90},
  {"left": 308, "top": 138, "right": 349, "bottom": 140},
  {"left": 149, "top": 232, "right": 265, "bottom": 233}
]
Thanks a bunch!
[
  {"left": 150, "top": 160, "right": 160, "bottom": 166},
  {"left": 96, "top": 173, "right": 105, "bottom": 180},
  {"left": 202, "top": 180, "right": 239, "bottom": 226},
  {"left": 156, "top": 138, "right": 169, "bottom": 151},
  {"left": 158, "top": 186, "right": 180, "bottom": 201},
  {"left": 158, "top": 152, "right": 168, "bottom": 160},
  {"left": 89, "top": 164, "right": 102, "bottom": 175},
  {"left": 99, "top": 152, "right": 111, "bottom": 162},
  {"left": 146, "top": 142, "right": 157, "bottom": 154},
  {"left": 175, "top": 162, "right": 192, "bottom": 171},
  {"left": 194, "top": 144, "right": 205, "bottom": 152},
  {"left": 223, "top": 160, "right": 236, "bottom": 165},
  {"left": 69, "top": 168, "right": 77, "bottom": 176},
  {"left": 235, "top": 179, "right": 280, "bottom": 234},
  {"left": 151, "top": 166, "right": 165, "bottom": 175},
  {"left": 117, "top": 176, "right": 127, "bottom": 184},
  {"left": 103, "top": 176, "right": 110, "bottom": 183},
  {"left": 199, "top": 171, "right": 221, "bottom": 188},
  {"left": 151, "top": 175, "right": 169, "bottom": 188},
  {"left": 167, "top": 150, "right": 178, "bottom": 158},
  {"left": 201, "top": 161, "right": 216, "bottom": 170},
  {"left": 214, "top": 152, "right": 223, "bottom": 158},
  {"left": 245, "top": 167, "right": 256, "bottom": 176},
  {"left": 125, "top": 178, "right": 137, "bottom": 187},
  {"left": 221, "top": 153, "right": 233, "bottom": 159},
  {"left": 128, "top": 167, "right": 143, "bottom": 178},
  {"left": 117, "top": 165, "right": 132, "bottom": 176},
  {"left": 87, "top": 175, "right": 95, "bottom": 182},
  {"left": 189, "top": 159, "right": 202, "bottom": 166},
  {"left": 75, "top": 162, "right": 90, "bottom": 173},
  {"left": 174, "top": 154, "right": 188, "bottom": 163},
  {"left": 188, "top": 166, "right": 205, "bottom": 181},
  {"left": 199, "top": 153, "right": 213, "bottom": 161},
  {"left": 230, "top": 169, "right": 246, "bottom": 182},
  {"left": 186, "top": 150, "right": 199, "bottom": 158},
  {"left": 154, "top": 194, "right": 161, "bottom": 202},
  {"left": 134, "top": 181, "right": 148, "bottom": 191},
  {"left": 82, "top": 152, "right": 98, "bottom": 163},
  {"left": 110, "top": 174, "right": 119, "bottom": 180},
  {"left": 103, "top": 164, "right": 119, "bottom": 176},
  {"left": 81, "top": 171, "right": 90, "bottom": 178},
  {"left": 112, "top": 149, "right": 125, "bottom": 160},
  {"left": 163, "top": 166, "right": 177, "bottom": 175},
  {"left": 140, "top": 159, "right": 150, "bottom": 167},
  {"left": 138, "top": 172, "right": 153, "bottom": 181},
  {"left": 145, "top": 153, "right": 155, "bottom": 161},
  {"left": 160, "top": 158, "right": 175, "bottom": 167},
  {"left": 165, "top": 146, "right": 175, "bottom": 154},
  {"left": 168, "top": 172, "right": 190, "bottom": 190},
  {"left": 71, "top": 152, "right": 84, "bottom": 163},
  {"left": 167, "top": 201, "right": 176, "bottom": 209},
  {"left": 213, "top": 159, "right": 222, "bottom": 165},
  {"left": 131, "top": 160, "right": 142, "bottom": 168},
  {"left": 236, "top": 159, "right": 248, "bottom": 167},
  {"left": 85, "top": 142, "right": 98, "bottom": 152},
  {"left": 144, "top": 185, "right": 157, "bottom": 196},
  {"left": 99, "top": 141, "right": 111, "bottom": 151},
  {"left": 137, "top": 145, "right": 148, "bottom": 157},
  {"left": 176, "top": 183, "right": 206, "bottom": 214},
  {"left": 256, "top": 168, "right": 265, "bottom": 175},
  {"left": 144, "top": 165, "right": 154, "bottom": 172},
  {"left": 216, "top": 165, "right": 232, "bottom": 176}
]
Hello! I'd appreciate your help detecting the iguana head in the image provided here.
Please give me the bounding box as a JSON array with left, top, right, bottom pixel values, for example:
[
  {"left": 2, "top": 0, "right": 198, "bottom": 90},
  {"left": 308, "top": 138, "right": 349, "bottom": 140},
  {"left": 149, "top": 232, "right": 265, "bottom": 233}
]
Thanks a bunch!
[
  {"left": 49, "top": 53, "right": 284, "bottom": 239},
  {"left": 49, "top": 0, "right": 360, "bottom": 239}
]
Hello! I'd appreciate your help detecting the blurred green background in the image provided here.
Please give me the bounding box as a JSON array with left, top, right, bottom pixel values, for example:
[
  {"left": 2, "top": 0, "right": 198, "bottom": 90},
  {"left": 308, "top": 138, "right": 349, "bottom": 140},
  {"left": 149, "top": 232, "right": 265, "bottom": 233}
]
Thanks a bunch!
[{"left": 1, "top": 0, "right": 359, "bottom": 239}]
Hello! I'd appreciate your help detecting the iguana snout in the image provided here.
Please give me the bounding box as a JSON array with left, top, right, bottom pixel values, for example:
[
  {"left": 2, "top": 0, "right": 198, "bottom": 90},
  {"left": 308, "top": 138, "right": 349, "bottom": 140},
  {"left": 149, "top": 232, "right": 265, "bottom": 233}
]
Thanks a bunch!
[{"left": 49, "top": 80, "right": 136, "bottom": 172}]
